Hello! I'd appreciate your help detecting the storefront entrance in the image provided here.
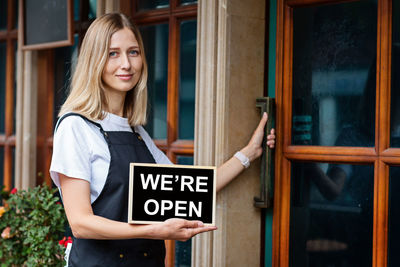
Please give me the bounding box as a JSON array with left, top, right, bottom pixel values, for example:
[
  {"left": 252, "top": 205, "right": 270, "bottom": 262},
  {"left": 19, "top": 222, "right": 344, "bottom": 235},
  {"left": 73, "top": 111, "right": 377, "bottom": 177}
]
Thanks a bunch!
[{"left": 271, "top": 0, "right": 399, "bottom": 266}]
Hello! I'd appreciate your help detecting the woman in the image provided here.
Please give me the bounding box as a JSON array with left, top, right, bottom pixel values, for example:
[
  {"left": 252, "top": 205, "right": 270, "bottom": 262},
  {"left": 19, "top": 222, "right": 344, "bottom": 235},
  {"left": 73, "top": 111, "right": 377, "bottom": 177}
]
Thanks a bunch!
[{"left": 50, "top": 13, "right": 275, "bottom": 267}]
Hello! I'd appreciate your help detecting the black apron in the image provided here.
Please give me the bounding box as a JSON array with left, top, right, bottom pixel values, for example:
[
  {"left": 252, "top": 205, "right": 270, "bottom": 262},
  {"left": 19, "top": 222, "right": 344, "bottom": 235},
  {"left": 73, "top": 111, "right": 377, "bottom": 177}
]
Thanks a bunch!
[{"left": 57, "top": 113, "right": 165, "bottom": 267}]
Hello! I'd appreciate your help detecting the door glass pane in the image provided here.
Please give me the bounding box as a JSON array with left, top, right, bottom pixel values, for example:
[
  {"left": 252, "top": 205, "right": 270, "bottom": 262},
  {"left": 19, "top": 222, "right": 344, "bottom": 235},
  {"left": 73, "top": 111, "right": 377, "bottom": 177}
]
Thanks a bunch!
[
  {"left": 141, "top": 24, "right": 169, "bottom": 140},
  {"left": 137, "top": 0, "right": 169, "bottom": 12},
  {"left": 390, "top": 0, "right": 400, "bottom": 147},
  {"left": 292, "top": 1, "right": 377, "bottom": 147},
  {"left": 0, "top": 0, "right": 6, "bottom": 30},
  {"left": 389, "top": 166, "right": 400, "bottom": 267},
  {"left": 0, "top": 42, "right": 6, "bottom": 133},
  {"left": 290, "top": 162, "right": 373, "bottom": 267},
  {"left": 178, "top": 20, "right": 196, "bottom": 140}
]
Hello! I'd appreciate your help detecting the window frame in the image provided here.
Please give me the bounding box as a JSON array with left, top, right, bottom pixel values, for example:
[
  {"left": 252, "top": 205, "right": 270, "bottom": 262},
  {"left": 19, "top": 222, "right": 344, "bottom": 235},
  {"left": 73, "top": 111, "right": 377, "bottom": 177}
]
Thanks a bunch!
[
  {"left": 37, "top": 0, "right": 95, "bottom": 186},
  {"left": 132, "top": 1, "right": 197, "bottom": 163}
]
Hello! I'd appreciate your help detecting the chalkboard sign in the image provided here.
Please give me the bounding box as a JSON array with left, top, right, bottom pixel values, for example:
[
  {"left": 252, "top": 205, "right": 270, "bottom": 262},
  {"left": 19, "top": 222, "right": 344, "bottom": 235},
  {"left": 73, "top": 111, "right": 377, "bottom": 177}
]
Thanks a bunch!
[
  {"left": 21, "top": 0, "right": 73, "bottom": 50},
  {"left": 128, "top": 163, "right": 216, "bottom": 226}
]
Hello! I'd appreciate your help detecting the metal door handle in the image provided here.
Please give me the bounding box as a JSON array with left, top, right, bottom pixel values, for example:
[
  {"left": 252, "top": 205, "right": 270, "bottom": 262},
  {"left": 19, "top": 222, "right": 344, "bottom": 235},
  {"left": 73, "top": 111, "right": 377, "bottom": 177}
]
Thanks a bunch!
[{"left": 254, "top": 97, "right": 275, "bottom": 209}]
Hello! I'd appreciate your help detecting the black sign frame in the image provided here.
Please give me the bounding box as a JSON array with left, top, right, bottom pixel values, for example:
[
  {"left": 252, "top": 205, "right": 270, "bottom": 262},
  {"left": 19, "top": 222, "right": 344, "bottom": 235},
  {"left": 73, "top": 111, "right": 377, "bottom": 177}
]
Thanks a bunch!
[
  {"left": 21, "top": 0, "right": 74, "bottom": 50},
  {"left": 128, "top": 163, "right": 216, "bottom": 226}
]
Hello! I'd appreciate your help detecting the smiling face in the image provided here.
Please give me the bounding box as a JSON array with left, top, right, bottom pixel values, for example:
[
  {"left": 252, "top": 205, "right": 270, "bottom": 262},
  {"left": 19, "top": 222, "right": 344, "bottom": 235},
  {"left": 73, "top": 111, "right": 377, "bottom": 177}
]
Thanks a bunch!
[{"left": 102, "top": 27, "right": 143, "bottom": 97}]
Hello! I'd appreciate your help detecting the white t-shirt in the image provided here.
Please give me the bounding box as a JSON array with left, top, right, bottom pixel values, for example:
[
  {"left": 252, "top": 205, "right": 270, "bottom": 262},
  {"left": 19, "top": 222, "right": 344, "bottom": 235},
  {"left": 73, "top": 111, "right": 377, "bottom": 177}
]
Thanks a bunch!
[{"left": 50, "top": 112, "right": 172, "bottom": 203}]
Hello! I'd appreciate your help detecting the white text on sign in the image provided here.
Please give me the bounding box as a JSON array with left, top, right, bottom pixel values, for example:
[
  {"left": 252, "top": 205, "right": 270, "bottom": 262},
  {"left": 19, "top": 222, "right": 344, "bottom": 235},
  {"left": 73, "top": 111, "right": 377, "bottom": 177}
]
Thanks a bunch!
[
  {"left": 140, "top": 174, "right": 209, "bottom": 192},
  {"left": 144, "top": 199, "right": 202, "bottom": 217}
]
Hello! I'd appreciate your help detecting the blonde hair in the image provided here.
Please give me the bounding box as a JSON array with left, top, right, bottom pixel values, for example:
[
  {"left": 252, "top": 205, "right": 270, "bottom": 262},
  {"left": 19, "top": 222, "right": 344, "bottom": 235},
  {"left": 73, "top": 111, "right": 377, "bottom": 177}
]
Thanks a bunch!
[{"left": 59, "top": 13, "right": 148, "bottom": 126}]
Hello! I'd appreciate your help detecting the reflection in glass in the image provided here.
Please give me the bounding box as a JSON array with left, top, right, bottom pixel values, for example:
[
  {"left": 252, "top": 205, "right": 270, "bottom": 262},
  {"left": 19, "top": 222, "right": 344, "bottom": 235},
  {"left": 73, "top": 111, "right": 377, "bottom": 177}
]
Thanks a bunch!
[
  {"left": 290, "top": 162, "right": 373, "bottom": 267},
  {"left": 292, "top": 1, "right": 377, "bottom": 147},
  {"left": 53, "top": 35, "right": 79, "bottom": 127},
  {"left": 0, "top": 0, "right": 6, "bottom": 30},
  {"left": 89, "top": 0, "right": 97, "bottom": 19},
  {"left": 178, "top": 20, "right": 196, "bottom": 140},
  {"left": 0, "top": 42, "right": 6, "bottom": 133},
  {"left": 141, "top": 24, "right": 169, "bottom": 140},
  {"left": 389, "top": 166, "right": 400, "bottom": 267},
  {"left": 390, "top": 0, "right": 400, "bottom": 147},
  {"left": 137, "top": 0, "right": 169, "bottom": 12},
  {"left": 180, "top": 0, "right": 197, "bottom": 6}
]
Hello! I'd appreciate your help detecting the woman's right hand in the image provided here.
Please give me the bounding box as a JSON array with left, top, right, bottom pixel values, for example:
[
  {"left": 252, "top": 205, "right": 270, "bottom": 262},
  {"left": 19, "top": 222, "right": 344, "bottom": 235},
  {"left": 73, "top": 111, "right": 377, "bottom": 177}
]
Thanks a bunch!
[{"left": 153, "top": 218, "right": 217, "bottom": 241}]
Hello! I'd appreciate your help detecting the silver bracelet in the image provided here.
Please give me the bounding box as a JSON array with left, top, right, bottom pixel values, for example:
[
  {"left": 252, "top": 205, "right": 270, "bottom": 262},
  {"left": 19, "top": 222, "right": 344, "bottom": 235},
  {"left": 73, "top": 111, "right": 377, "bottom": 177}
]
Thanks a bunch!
[{"left": 234, "top": 151, "right": 250, "bottom": 168}]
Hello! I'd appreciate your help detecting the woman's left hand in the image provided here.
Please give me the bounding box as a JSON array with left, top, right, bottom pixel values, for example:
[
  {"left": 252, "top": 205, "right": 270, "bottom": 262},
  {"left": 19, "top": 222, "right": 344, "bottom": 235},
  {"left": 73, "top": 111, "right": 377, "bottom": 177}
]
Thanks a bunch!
[{"left": 241, "top": 112, "right": 275, "bottom": 162}]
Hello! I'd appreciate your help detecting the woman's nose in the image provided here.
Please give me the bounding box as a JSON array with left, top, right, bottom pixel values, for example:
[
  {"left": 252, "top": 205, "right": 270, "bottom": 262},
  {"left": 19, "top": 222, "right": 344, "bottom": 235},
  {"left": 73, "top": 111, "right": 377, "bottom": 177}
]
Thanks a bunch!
[{"left": 120, "top": 53, "right": 131, "bottom": 69}]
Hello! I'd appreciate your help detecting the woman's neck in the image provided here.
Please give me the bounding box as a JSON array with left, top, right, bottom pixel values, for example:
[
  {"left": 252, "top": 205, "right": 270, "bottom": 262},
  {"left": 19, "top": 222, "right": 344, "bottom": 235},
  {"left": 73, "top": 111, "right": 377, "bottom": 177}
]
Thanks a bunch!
[{"left": 104, "top": 89, "right": 126, "bottom": 117}]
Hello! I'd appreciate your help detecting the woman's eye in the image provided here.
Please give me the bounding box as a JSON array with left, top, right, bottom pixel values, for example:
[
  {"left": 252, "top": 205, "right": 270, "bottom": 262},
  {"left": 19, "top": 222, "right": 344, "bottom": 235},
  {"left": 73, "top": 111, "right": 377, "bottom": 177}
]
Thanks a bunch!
[
  {"left": 109, "top": 51, "right": 117, "bottom": 57},
  {"left": 129, "top": 50, "right": 139, "bottom": 56}
]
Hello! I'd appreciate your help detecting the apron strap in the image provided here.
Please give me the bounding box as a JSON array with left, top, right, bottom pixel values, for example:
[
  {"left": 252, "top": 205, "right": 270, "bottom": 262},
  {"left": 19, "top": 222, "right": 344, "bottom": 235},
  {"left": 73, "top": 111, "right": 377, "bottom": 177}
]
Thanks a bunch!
[{"left": 55, "top": 112, "right": 105, "bottom": 133}]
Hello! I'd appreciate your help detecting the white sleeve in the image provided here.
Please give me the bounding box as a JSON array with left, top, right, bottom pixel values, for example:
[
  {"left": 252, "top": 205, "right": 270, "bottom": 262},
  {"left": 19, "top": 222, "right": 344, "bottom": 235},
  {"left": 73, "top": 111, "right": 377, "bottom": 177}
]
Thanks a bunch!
[
  {"left": 136, "top": 126, "right": 172, "bottom": 165},
  {"left": 50, "top": 116, "right": 93, "bottom": 187}
]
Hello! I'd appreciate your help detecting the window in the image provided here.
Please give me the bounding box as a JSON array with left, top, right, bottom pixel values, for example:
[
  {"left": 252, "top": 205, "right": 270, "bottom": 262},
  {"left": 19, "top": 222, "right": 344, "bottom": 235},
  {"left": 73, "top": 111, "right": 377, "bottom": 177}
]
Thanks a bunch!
[
  {"left": 130, "top": 1, "right": 198, "bottom": 266},
  {"left": 36, "top": 0, "right": 96, "bottom": 186},
  {"left": 0, "top": 0, "right": 18, "bottom": 191}
]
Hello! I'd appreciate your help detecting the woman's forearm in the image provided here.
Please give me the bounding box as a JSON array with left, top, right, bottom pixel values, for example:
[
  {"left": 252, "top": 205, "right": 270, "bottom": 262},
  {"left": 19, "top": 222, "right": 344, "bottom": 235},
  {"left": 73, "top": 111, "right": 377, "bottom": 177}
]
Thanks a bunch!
[
  {"left": 216, "top": 113, "right": 275, "bottom": 192},
  {"left": 60, "top": 174, "right": 216, "bottom": 241},
  {"left": 67, "top": 212, "right": 154, "bottom": 240},
  {"left": 216, "top": 155, "right": 246, "bottom": 192}
]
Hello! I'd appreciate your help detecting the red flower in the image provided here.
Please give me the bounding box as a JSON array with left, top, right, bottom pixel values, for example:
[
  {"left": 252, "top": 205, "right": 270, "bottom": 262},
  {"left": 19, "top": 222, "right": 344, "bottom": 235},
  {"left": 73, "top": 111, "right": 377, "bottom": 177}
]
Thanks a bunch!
[
  {"left": 66, "top": 236, "right": 73, "bottom": 246},
  {"left": 10, "top": 188, "right": 17, "bottom": 194},
  {"left": 59, "top": 236, "right": 73, "bottom": 248},
  {"left": 56, "top": 202, "right": 62, "bottom": 205},
  {"left": 59, "top": 237, "right": 66, "bottom": 247}
]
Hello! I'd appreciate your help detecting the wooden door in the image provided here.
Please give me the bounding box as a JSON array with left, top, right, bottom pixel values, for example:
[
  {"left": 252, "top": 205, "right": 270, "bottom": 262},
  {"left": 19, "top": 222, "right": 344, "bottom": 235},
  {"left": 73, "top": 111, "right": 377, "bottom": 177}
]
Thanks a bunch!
[{"left": 273, "top": 0, "right": 399, "bottom": 266}]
